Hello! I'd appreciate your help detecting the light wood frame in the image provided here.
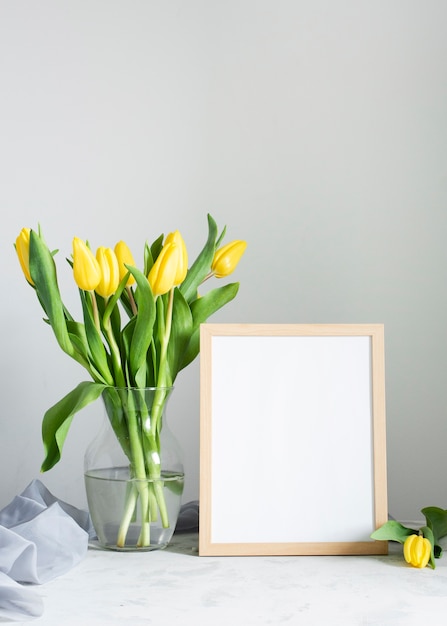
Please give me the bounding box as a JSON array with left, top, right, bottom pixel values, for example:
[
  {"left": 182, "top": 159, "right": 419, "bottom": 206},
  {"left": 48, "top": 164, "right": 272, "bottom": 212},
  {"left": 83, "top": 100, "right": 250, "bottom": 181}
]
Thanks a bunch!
[{"left": 199, "top": 323, "right": 388, "bottom": 556}]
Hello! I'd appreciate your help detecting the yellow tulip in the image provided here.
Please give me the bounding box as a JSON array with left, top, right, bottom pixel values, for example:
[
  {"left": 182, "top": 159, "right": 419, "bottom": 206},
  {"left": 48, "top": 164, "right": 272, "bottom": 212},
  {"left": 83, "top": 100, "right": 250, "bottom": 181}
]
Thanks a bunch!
[
  {"left": 114, "top": 240, "right": 136, "bottom": 286},
  {"left": 72, "top": 237, "right": 101, "bottom": 291},
  {"left": 15, "top": 227, "right": 34, "bottom": 285},
  {"left": 95, "top": 247, "right": 120, "bottom": 298},
  {"left": 211, "top": 240, "right": 247, "bottom": 278},
  {"left": 148, "top": 242, "right": 180, "bottom": 296},
  {"left": 165, "top": 230, "right": 188, "bottom": 285},
  {"left": 403, "top": 534, "right": 431, "bottom": 568}
]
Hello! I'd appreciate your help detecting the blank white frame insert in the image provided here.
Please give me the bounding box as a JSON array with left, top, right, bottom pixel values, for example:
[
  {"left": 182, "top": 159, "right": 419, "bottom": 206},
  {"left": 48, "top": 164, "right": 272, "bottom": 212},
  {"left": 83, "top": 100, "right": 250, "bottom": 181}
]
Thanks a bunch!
[{"left": 199, "top": 324, "right": 388, "bottom": 556}]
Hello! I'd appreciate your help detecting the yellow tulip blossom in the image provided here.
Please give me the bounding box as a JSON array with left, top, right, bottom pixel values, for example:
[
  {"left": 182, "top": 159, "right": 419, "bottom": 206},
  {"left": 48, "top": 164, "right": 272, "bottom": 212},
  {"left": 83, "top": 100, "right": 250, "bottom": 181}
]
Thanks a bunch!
[
  {"left": 211, "top": 240, "right": 247, "bottom": 278},
  {"left": 148, "top": 242, "right": 180, "bottom": 296},
  {"left": 114, "top": 240, "right": 136, "bottom": 286},
  {"left": 165, "top": 230, "right": 188, "bottom": 285},
  {"left": 15, "top": 227, "right": 34, "bottom": 285},
  {"left": 95, "top": 247, "right": 120, "bottom": 298},
  {"left": 72, "top": 237, "right": 101, "bottom": 291},
  {"left": 403, "top": 534, "right": 431, "bottom": 568}
]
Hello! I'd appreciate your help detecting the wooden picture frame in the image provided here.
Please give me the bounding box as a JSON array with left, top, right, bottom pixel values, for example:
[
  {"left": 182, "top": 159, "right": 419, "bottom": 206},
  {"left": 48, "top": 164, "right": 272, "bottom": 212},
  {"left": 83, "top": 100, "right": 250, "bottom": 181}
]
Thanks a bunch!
[{"left": 199, "top": 323, "right": 388, "bottom": 556}]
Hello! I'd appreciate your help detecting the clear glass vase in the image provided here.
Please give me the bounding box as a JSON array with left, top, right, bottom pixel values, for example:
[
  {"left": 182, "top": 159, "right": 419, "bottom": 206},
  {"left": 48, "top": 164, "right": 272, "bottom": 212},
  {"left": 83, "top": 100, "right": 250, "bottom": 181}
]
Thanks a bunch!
[{"left": 84, "top": 386, "right": 184, "bottom": 551}]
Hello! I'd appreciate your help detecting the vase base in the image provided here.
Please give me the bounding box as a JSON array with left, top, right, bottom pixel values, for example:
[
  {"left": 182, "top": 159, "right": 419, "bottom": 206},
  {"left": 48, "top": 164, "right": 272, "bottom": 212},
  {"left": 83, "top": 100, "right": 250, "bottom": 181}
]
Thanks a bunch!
[
  {"left": 85, "top": 467, "right": 184, "bottom": 552},
  {"left": 88, "top": 538, "right": 170, "bottom": 552}
]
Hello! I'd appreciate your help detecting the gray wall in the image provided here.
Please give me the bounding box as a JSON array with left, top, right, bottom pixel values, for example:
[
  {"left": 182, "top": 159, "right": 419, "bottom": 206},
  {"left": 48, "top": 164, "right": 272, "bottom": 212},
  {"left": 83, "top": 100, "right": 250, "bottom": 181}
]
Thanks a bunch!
[{"left": 1, "top": 1, "right": 446, "bottom": 523}]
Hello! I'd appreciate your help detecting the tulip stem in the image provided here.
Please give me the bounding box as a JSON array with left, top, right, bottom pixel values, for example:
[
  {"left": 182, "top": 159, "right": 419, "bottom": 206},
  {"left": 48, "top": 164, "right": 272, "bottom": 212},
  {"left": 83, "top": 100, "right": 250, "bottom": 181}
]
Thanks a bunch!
[
  {"left": 200, "top": 272, "right": 214, "bottom": 285},
  {"left": 103, "top": 316, "right": 126, "bottom": 388},
  {"left": 156, "top": 288, "right": 174, "bottom": 391},
  {"left": 89, "top": 291, "right": 101, "bottom": 332},
  {"left": 126, "top": 286, "right": 138, "bottom": 316}
]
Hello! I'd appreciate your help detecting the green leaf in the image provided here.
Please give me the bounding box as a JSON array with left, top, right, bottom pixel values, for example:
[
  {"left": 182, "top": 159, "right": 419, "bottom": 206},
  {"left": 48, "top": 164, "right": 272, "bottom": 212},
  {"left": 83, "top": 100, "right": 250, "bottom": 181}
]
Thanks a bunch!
[
  {"left": 180, "top": 214, "right": 218, "bottom": 303},
  {"left": 101, "top": 387, "right": 132, "bottom": 460},
  {"left": 97, "top": 292, "right": 122, "bottom": 340},
  {"left": 179, "top": 282, "right": 240, "bottom": 371},
  {"left": 150, "top": 234, "right": 164, "bottom": 263},
  {"left": 167, "top": 288, "right": 193, "bottom": 382},
  {"left": 79, "top": 290, "right": 114, "bottom": 385},
  {"left": 41, "top": 382, "right": 105, "bottom": 472},
  {"left": 29, "top": 231, "right": 74, "bottom": 358},
  {"left": 127, "top": 266, "right": 156, "bottom": 378},
  {"left": 134, "top": 363, "right": 147, "bottom": 388},
  {"left": 121, "top": 316, "right": 136, "bottom": 384},
  {"left": 66, "top": 320, "right": 89, "bottom": 360},
  {"left": 117, "top": 285, "right": 134, "bottom": 319},
  {"left": 215, "top": 224, "right": 227, "bottom": 248},
  {"left": 420, "top": 525, "right": 437, "bottom": 568},
  {"left": 144, "top": 234, "right": 164, "bottom": 275},
  {"left": 370, "top": 520, "right": 416, "bottom": 544},
  {"left": 422, "top": 506, "right": 447, "bottom": 545}
]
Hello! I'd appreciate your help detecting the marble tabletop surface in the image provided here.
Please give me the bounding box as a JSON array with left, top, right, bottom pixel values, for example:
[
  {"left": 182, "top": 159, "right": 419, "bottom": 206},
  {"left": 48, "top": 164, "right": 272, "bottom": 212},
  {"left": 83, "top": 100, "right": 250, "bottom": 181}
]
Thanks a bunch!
[{"left": 7, "top": 532, "right": 447, "bottom": 626}]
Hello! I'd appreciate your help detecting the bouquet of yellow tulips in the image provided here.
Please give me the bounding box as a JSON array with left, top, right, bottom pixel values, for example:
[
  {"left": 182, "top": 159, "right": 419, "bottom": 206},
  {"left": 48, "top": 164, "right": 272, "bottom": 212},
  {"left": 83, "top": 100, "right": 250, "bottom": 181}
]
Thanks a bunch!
[{"left": 15, "top": 214, "right": 246, "bottom": 548}]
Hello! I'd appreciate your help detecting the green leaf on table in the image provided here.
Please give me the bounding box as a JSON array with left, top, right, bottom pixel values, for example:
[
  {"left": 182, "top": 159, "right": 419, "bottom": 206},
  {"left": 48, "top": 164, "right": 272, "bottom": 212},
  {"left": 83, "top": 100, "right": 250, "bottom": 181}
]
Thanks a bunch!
[
  {"left": 370, "top": 520, "right": 416, "bottom": 544},
  {"left": 422, "top": 506, "right": 447, "bottom": 543},
  {"left": 41, "top": 381, "right": 105, "bottom": 472},
  {"left": 420, "top": 525, "right": 437, "bottom": 568},
  {"left": 422, "top": 506, "right": 447, "bottom": 558}
]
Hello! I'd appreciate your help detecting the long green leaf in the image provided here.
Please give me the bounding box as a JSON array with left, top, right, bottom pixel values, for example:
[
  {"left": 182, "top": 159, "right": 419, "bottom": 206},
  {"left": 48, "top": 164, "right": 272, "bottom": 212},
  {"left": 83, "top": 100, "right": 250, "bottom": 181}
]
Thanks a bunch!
[
  {"left": 101, "top": 387, "right": 132, "bottom": 460},
  {"left": 29, "top": 231, "right": 74, "bottom": 358},
  {"left": 180, "top": 214, "right": 218, "bottom": 303},
  {"left": 41, "top": 382, "right": 105, "bottom": 472},
  {"left": 65, "top": 320, "right": 89, "bottom": 360},
  {"left": 66, "top": 322, "right": 110, "bottom": 384},
  {"left": 167, "top": 288, "right": 193, "bottom": 382},
  {"left": 79, "top": 290, "right": 114, "bottom": 385},
  {"left": 179, "top": 282, "right": 240, "bottom": 370},
  {"left": 127, "top": 266, "right": 156, "bottom": 377},
  {"left": 370, "top": 520, "right": 416, "bottom": 543},
  {"left": 121, "top": 316, "right": 136, "bottom": 385}
]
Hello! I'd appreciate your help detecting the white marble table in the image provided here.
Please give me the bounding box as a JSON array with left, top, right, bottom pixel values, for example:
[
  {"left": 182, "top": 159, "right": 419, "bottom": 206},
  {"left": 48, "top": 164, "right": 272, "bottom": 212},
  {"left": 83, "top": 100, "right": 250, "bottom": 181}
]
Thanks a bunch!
[{"left": 9, "top": 533, "right": 447, "bottom": 625}]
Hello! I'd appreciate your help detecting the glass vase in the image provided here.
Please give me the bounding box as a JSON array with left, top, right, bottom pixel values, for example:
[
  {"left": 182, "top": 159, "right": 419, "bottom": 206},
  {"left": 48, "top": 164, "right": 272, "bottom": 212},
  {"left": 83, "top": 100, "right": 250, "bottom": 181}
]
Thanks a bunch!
[{"left": 84, "top": 386, "right": 184, "bottom": 551}]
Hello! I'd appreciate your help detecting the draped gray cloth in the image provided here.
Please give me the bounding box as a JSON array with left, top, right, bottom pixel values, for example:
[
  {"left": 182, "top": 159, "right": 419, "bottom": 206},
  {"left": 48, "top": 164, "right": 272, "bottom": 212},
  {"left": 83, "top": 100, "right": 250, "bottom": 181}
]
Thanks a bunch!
[
  {"left": 0, "top": 480, "right": 199, "bottom": 621},
  {"left": 0, "top": 480, "right": 91, "bottom": 621}
]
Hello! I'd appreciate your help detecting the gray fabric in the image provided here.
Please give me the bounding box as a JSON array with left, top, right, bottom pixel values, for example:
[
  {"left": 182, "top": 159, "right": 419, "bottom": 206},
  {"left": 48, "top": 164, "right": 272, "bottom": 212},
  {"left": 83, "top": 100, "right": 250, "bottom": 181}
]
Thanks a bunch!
[
  {"left": 175, "top": 500, "right": 199, "bottom": 533},
  {"left": 0, "top": 480, "right": 90, "bottom": 621},
  {"left": 0, "top": 480, "right": 198, "bottom": 621}
]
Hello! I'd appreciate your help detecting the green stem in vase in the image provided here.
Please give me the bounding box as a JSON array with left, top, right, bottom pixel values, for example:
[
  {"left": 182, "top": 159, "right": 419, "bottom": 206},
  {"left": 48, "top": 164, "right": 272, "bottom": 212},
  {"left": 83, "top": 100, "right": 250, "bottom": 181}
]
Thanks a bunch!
[
  {"left": 116, "top": 389, "right": 151, "bottom": 548},
  {"left": 114, "top": 386, "right": 171, "bottom": 548},
  {"left": 116, "top": 483, "right": 139, "bottom": 547},
  {"left": 137, "top": 387, "right": 170, "bottom": 530}
]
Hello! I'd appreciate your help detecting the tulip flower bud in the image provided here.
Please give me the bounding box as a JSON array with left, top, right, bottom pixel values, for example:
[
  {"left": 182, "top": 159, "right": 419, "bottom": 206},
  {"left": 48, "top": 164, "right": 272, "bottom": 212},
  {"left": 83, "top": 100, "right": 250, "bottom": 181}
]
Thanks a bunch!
[
  {"left": 72, "top": 237, "right": 101, "bottom": 291},
  {"left": 211, "top": 240, "right": 247, "bottom": 278},
  {"left": 403, "top": 534, "right": 431, "bottom": 568},
  {"left": 114, "top": 240, "right": 136, "bottom": 286},
  {"left": 15, "top": 227, "right": 34, "bottom": 285},
  {"left": 95, "top": 247, "right": 120, "bottom": 298},
  {"left": 165, "top": 230, "right": 188, "bottom": 285},
  {"left": 148, "top": 242, "right": 180, "bottom": 296}
]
